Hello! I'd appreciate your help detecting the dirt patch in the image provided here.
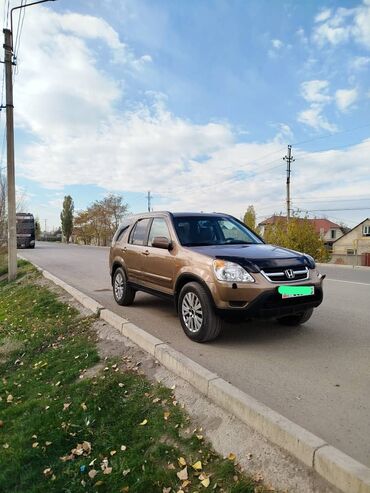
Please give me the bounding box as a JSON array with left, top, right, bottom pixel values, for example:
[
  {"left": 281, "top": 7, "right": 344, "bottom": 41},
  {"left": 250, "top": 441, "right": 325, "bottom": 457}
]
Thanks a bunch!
[{"left": 0, "top": 338, "right": 24, "bottom": 364}]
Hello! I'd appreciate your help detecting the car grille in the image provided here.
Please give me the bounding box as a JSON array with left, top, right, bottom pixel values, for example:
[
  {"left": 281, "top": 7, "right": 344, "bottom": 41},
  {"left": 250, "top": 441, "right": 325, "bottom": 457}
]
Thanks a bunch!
[{"left": 260, "top": 266, "right": 309, "bottom": 283}]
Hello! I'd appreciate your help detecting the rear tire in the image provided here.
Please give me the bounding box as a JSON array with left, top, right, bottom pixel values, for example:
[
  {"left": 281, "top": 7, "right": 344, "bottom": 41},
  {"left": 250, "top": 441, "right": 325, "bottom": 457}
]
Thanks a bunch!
[
  {"left": 178, "top": 282, "right": 223, "bottom": 342},
  {"left": 113, "top": 267, "right": 135, "bottom": 306},
  {"left": 276, "top": 308, "right": 313, "bottom": 326}
]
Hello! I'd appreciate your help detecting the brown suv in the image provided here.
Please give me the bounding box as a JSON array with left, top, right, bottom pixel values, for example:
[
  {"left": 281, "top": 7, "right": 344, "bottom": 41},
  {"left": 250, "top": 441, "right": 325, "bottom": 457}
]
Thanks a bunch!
[{"left": 109, "top": 212, "right": 325, "bottom": 342}]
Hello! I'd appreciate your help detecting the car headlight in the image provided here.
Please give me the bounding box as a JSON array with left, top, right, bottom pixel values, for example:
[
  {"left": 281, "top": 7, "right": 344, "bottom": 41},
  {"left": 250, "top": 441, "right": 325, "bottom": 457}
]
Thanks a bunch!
[{"left": 213, "top": 260, "right": 255, "bottom": 283}]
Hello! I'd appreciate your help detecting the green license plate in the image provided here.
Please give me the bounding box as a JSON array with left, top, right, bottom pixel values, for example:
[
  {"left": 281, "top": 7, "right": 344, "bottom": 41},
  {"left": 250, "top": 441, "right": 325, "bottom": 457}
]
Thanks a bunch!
[{"left": 278, "top": 286, "right": 314, "bottom": 299}]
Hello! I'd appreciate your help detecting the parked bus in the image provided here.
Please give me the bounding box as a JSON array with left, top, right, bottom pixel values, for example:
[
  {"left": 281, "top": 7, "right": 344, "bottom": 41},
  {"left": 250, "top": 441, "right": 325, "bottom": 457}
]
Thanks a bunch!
[{"left": 16, "top": 213, "right": 35, "bottom": 248}]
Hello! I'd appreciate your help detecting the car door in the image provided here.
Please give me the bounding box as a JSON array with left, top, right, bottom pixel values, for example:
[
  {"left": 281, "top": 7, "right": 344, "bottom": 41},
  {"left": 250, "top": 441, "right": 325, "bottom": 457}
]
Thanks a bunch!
[
  {"left": 124, "top": 218, "right": 151, "bottom": 284},
  {"left": 140, "top": 217, "right": 175, "bottom": 294}
]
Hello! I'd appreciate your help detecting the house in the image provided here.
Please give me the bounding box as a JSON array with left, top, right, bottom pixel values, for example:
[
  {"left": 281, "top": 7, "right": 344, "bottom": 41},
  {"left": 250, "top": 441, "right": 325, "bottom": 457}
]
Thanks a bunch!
[
  {"left": 258, "top": 216, "right": 344, "bottom": 249},
  {"left": 331, "top": 218, "right": 370, "bottom": 266}
]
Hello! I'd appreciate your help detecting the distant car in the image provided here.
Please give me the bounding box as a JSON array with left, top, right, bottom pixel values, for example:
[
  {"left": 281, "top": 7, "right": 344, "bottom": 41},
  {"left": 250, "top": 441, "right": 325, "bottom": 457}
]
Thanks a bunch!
[{"left": 109, "top": 212, "right": 325, "bottom": 342}]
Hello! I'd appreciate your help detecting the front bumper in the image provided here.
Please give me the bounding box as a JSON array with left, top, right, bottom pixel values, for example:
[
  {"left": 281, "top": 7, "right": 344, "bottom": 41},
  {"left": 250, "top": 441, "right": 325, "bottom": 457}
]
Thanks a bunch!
[{"left": 209, "top": 270, "right": 324, "bottom": 318}]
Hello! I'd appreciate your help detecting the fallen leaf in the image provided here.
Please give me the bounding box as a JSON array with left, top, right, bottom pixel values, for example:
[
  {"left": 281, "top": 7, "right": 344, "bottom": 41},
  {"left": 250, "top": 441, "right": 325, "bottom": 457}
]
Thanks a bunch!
[
  {"left": 81, "top": 403, "right": 87, "bottom": 411},
  {"left": 178, "top": 457, "right": 187, "bottom": 466},
  {"left": 120, "top": 445, "right": 127, "bottom": 451},
  {"left": 63, "top": 402, "right": 71, "bottom": 411},
  {"left": 227, "top": 452, "right": 236, "bottom": 461},
  {"left": 139, "top": 419, "right": 147, "bottom": 426},
  {"left": 94, "top": 480, "right": 104, "bottom": 487},
  {"left": 82, "top": 441, "right": 91, "bottom": 454},
  {"left": 192, "top": 461, "right": 202, "bottom": 471},
  {"left": 177, "top": 467, "right": 188, "bottom": 481},
  {"left": 43, "top": 468, "right": 52, "bottom": 476},
  {"left": 89, "top": 458, "right": 97, "bottom": 466},
  {"left": 3, "top": 443, "right": 9, "bottom": 449},
  {"left": 110, "top": 450, "right": 116, "bottom": 456},
  {"left": 32, "top": 442, "right": 39, "bottom": 448},
  {"left": 167, "top": 463, "right": 175, "bottom": 470},
  {"left": 122, "top": 469, "right": 130, "bottom": 477},
  {"left": 118, "top": 383, "right": 124, "bottom": 388},
  {"left": 163, "top": 488, "right": 171, "bottom": 493},
  {"left": 182, "top": 480, "right": 191, "bottom": 487},
  {"left": 45, "top": 406, "right": 50, "bottom": 410},
  {"left": 164, "top": 412, "right": 170, "bottom": 420},
  {"left": 103, "top": 467, "right": 112, "bottom": 475},
  {"left": 200, "top": 478, "right": 210, "bottom": 488},
  {"left": 6, "top": 394, "right": 13, "bottom": 403},
  {"left": 45, "top": 441, "right": 52, "bottom": 446},
  {"left": 60, "top": 454, "right": 74, "bottom": 462},
  {"left": 196, "top": 434, "right": 203, "bottom": 440},
  {"left": 152, "top": 397, "right": 160, "bottom": 403}
]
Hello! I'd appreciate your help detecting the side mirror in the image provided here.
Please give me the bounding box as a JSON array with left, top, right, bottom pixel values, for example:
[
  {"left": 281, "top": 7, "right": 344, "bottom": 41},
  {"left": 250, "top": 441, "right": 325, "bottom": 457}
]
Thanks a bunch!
[{"left": 152, "top": 236, "right": 172, "bottom": 250}]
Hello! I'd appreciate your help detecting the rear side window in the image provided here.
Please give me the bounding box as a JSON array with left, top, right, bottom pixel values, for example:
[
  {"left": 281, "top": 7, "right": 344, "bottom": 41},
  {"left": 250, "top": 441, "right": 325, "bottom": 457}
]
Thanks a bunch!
[
  {"left": 148, "top": 218, "right": 170, "bottom": 246},
  {"left": 115, "top": 226, "right": 129, "bottom": 243},
  {"left": 130, "top": 218, "right": 151, "bottom": 246}
]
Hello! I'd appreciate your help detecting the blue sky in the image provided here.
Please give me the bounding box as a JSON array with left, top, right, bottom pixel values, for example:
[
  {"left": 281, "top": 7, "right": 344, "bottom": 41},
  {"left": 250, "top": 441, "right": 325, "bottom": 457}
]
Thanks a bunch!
[{"left": 1, "top": 0, "right": 369, "bottom": 229}]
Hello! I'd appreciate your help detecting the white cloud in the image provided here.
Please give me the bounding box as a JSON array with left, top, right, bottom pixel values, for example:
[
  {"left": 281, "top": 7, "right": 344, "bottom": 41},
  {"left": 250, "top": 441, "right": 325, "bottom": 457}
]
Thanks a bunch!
[
  {"left": 313, "top": 1, "right": 370, "bottom": 49},
  {"left": 335, "top": 88, "right": 358, "bottom": 111},
  {"left": 297, "top": 106, "right": 337, "bottom": 133},
  {"left": 351, "top": 55, "right": 370, "bottom": 70},
  {"left": 315, "top": 9, "right": 332, "bottom": 23},
  {"left": 271, "top": 39, "right": 283, "bottom": 49},
  {"left": 301, "top": 80, "right": 331, "bottom": 103},
  {"left": 298, "top": 80, "right": 337, "bottom": 132}
]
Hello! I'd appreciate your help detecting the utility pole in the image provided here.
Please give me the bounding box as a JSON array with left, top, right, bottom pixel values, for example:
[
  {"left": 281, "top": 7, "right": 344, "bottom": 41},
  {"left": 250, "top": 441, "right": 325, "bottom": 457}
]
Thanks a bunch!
[
  {"left": 3, "top": 0, "right": 56, "bottom": 281},
  {"left": 283, "top": 145, "right": 295, "bottom": 222},
  {"left": 147, "top": 191, "right": 151, "bottom": 212},
  {"left": 3, "top": 28, "right": 16, "bottom": 281},
  {"left": 44, "top": 219, "right": 47, "bottom": 233}
]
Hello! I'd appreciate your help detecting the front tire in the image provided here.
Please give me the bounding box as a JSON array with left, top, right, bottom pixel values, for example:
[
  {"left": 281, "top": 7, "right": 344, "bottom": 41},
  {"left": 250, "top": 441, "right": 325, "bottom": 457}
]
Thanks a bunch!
[
  {"left": 276, "top": 308, "right": 313, "bottom": 326},
  {"left": 178, "top": 282, "right": 223, "bottom": 342},
  {"left": 113, "top": 267, "right": 135, "bottom": 306}
]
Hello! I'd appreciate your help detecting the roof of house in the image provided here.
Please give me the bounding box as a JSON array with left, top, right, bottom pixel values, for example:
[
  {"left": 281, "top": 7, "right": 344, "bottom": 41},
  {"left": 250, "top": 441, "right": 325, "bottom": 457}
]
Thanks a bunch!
[
  {"left": 309, "top": 219, "right": 342, "bottom": 234},
  {"left": 332, "top": 218, "right": 370, "bottom": 244},
  {"left": 258, "top": 215, "right": 342, "bottom": 234}
]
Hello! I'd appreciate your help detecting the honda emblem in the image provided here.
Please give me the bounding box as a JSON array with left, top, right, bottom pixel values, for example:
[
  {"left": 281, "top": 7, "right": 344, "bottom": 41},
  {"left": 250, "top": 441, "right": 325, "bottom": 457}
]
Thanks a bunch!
[{"left": 285, "top": 269, "right": 295, "bottom": 279}]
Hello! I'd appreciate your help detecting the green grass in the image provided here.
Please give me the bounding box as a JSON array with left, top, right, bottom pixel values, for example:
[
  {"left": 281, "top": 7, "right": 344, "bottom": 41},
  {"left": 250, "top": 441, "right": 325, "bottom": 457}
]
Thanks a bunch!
[{"left": 0, "top": 267, "right": 269, "bottom": 493}]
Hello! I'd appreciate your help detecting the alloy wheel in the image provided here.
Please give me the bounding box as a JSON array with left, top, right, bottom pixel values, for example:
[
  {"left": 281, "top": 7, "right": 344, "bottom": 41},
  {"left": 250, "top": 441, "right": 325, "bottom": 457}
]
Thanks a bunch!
[{"left": 182, "top": 292, "right": 203, "bottom": 333}]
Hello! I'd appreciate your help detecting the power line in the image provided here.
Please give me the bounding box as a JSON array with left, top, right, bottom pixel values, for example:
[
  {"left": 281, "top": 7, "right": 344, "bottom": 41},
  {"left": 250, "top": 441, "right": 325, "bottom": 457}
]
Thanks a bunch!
[
  {"left": 13, "top": 0, "right": 26, "bottom": 61},
  {"left": 292, "top": 122, "right": 370, "bottom": 148},
  {"left": 298, "top": 207, "right": 370, "bottom": 212}
]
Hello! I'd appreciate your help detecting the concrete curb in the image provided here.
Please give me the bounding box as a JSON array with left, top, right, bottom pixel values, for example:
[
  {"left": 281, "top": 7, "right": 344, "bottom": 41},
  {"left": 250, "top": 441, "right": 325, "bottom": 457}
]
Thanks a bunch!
[{"left": 21, "top": 258, "right": 370, "bottom": 493}]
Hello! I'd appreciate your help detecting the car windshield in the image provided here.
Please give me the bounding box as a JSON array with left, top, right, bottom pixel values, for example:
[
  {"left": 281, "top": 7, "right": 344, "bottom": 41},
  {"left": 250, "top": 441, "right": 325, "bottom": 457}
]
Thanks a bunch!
[{"left": 173, "top": 216, "right": 262, "bottom": 247}]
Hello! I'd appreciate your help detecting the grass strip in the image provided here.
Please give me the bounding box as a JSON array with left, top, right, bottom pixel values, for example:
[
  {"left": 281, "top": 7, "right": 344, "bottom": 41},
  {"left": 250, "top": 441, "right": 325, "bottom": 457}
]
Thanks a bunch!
[{"left": 0, "top": 265, "right": 270, "bottom": 493}]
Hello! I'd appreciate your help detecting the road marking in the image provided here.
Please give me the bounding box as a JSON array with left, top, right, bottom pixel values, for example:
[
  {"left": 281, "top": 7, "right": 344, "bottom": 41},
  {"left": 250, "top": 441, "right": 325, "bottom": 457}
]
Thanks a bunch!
[{"left": 326, "top": 278, "right": 370, "bottom": 286}]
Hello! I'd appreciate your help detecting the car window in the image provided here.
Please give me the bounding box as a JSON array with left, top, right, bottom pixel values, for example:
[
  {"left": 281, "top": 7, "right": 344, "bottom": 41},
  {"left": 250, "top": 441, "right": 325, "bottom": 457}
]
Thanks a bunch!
[
  {"left": 148, "top": 218, "right": 171, "bottom": 246},
  {"left": 173, "top": 216, "right": 262, "bottom": 246},
  {"left": 129, "top": 218, "right": 151, "bottom": 246},
  {"left": 114, "top": 225, "right": 129, "bottom": 243}
]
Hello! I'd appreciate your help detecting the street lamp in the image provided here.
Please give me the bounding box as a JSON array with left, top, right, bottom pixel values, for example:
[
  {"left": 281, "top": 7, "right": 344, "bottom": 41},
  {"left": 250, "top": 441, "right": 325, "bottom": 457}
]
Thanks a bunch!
[{"left": 4, "top": 0, "right": 56, "bottom": 281}]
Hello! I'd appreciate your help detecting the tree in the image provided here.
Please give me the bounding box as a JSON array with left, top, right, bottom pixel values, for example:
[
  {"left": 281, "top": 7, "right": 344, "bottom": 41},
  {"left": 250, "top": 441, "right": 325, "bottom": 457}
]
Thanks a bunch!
[
  {"left": 60, "top": 195, "right": 74, "bottom": 243},
  {"left": 243, "top": 205, "right": 257, "bottom": 232},
  {"left": 263, "top": 212, "right": 330, "bottom": 262},
  {"left": 34, "top": 218, "right": 41, "bottom": 240},
  {"left": 72, "top": 194, "right": 128, "bottom": 246}
]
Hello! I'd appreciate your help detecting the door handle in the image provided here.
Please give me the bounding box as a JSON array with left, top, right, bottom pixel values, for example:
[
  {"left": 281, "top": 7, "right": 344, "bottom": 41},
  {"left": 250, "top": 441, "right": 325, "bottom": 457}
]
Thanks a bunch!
[
  {"left": 142, "top": 250, "right": 150, "bottom": 256},
  {"left": 122, "top": 246, "right": 127, "bottom": 252}
]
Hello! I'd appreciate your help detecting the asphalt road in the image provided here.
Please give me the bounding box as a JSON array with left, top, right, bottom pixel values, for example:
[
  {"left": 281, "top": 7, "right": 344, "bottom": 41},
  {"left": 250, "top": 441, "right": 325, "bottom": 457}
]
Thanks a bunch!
[{"left": 20, "top": 242, "right": 370, "bottom": 466}]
